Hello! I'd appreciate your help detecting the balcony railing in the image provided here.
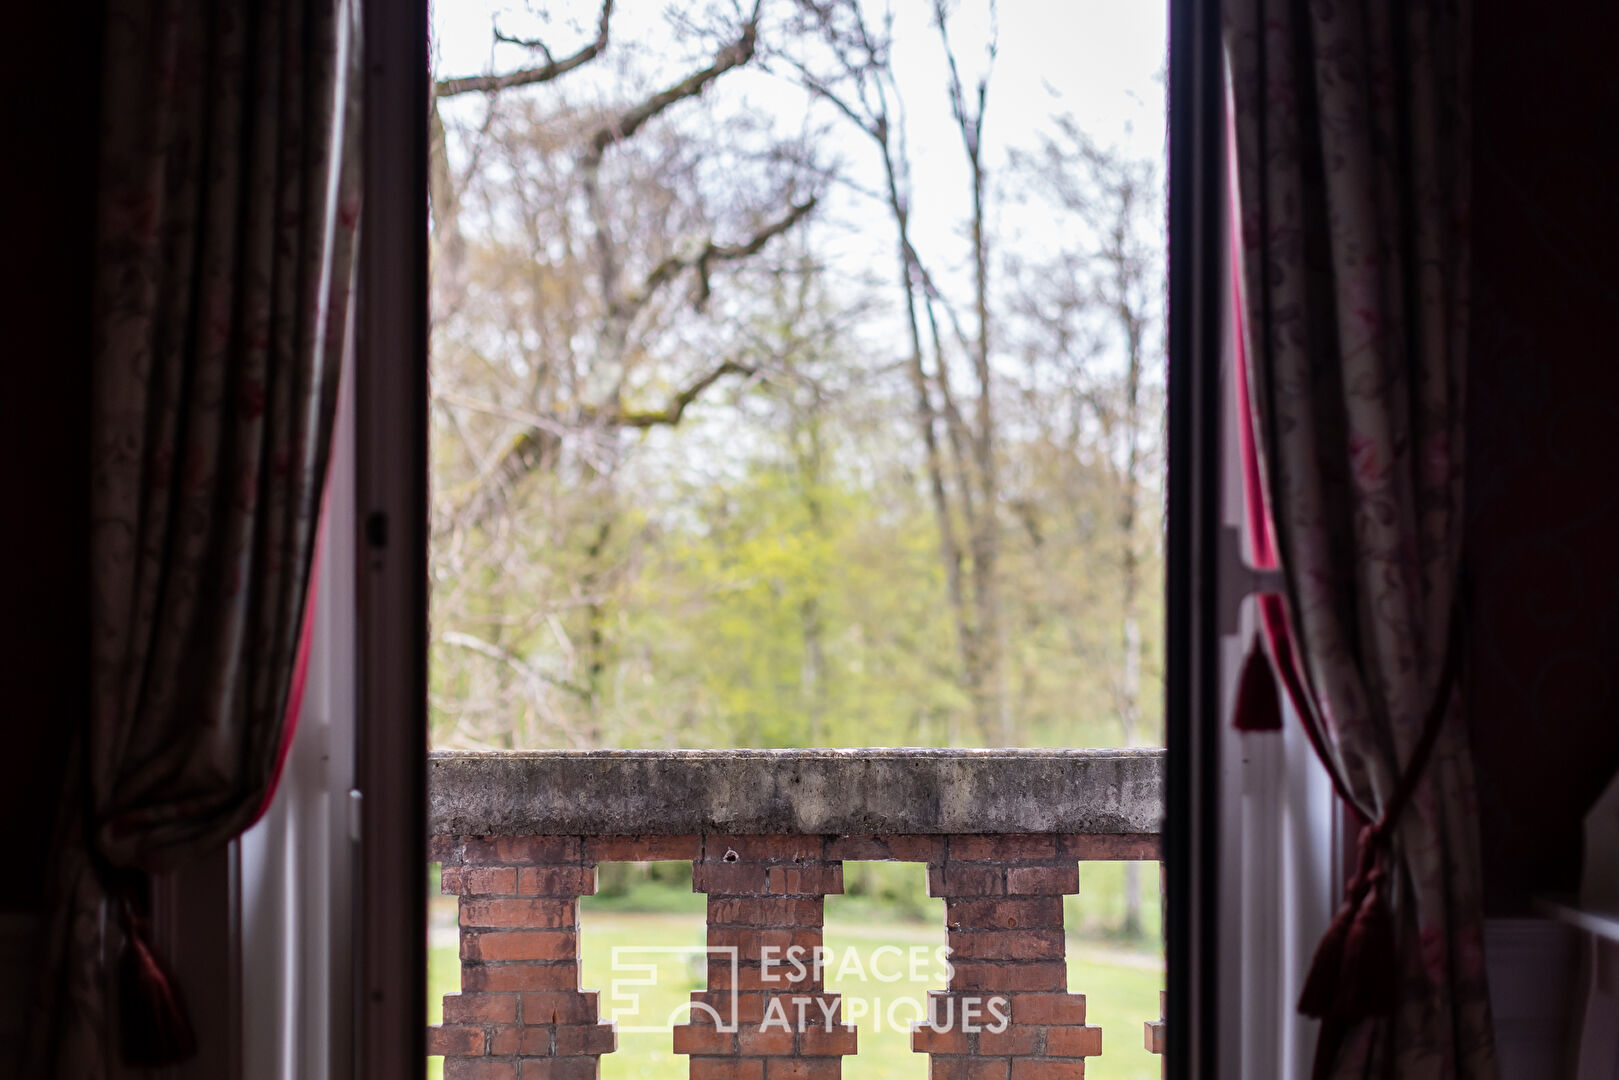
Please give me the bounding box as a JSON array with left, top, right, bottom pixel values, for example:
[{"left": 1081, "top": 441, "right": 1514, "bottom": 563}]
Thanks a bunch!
[{"left": 428, "top": 748, "right": 1166, "bottom": 1080}]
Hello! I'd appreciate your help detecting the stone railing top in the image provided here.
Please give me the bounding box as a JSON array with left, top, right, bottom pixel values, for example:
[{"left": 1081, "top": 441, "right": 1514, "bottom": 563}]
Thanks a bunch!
[{"left": 429, "top": 747, "right": 1164, "bottom": 838}]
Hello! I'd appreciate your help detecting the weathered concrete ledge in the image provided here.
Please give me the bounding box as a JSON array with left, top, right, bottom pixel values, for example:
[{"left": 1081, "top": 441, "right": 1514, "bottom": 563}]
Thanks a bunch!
[{"left": 429, "top": 748, "right": 1163, "bottom": 837}]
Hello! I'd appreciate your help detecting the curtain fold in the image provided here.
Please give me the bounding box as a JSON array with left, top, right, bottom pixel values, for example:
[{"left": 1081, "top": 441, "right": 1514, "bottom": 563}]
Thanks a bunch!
[
  {"left": 25, "top": 0, "right": 361, "bottom": 1074},
  {"left": 1225, "top": 0, "right": 1497, "bottom": 1077}
]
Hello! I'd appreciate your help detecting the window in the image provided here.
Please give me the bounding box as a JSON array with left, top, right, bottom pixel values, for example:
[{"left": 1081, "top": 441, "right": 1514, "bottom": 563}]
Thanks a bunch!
[
  {"left": 283, "top": 1, "right": 1237, "bottom": 1077},
  {"left": 420, "top": 4, "right": 1176, "bottom": 1080}
]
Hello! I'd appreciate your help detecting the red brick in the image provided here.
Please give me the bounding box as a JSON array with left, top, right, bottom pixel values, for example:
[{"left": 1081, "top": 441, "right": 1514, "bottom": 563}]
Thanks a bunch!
[
  {"left": 708, "top": 927, "right": 822, "bottom": 960},
  {"left": 735, "top": 1025, "right": 797, "bottom": 1055},
  {"left": 463, "top": 963, "right": 579, "bottom": 992},
  {"left": 687, "top": 991, "right": 845, "bottom": 1027},
  {"left": 1043, "top": 1025, "right": 1103, "bottom": 1057},
  {"left": 764, "top": 1061, "right": 841, "bottom": 1080},
  {"left": 443, "top": 867, "right": 519, "bottom": 896},
  {"left": 427, "top": 1024, "right": 485, "bottom": 1057},
  {"left": 520, "top": 1060, "right": 600, "bottom": 1080},
  {"left": 826, "top": 835, "right": 945, "bottom": 863},
  {"left": 555, "top": 1023, "right": 617, "bottom": 1056},
  {"left": 489, "top": 1027, "right": 520, "bottom": 1056},
  {"left": 948, "top": 961, "right": 1067, "bottom": 992},
  {"left": 673, "top": 1023, "right": 737, "bottom": 1055},
  {"left": 781, "top": 993, "right": 846, "bottom": 1026},
  {"left": 462, "top": 898, "right": 577, "bottom": 929},
  {"left": 463, "top": 931, "right": 578, "bottom": 963},
  {"left": 928, "top": 866, "right": 1004, "bottom": 897},
  {"left": 694, "top": 862, "right": 773, "bottom": 894},
  {"left": 460, "top": 836, "right": 583, "bottom": 865},
  {"left": 797, "top": 1024, "right": 857, "bottom": 1056},
  {"left": 1144, "top": 1019, "right": 1165, "bottom": 1054},
  {"left": 974, "top": 1026, "right": 1039, "bottom": 1055},
  {"left": 949, "top": 836, "right": 1059, "bottom": 862},
  {"left": 708, "top": 897, "right": 824, "bottom": 928},
  {"left": 1010, "top": 1059, "right": 1086, "bottom": 1080},
  {"left": 520, "top": 867, "right": 599, "bottom": 896},
  {"left": 716, "top": 962, "right": 818, "bottom": 992},
  {"left": 586, "top": 835, "right": 701, "bottom": 862},
  {"left": 689, "top": 991, "right": 767, "bottom": 1025},
  {"left": 522, "top": 991, "right": 600, "bottom": 1024},
  {"left": 689, "top": 1058, "right": 764, "bottom": 1080},
  {"left": 519, "top": 1026, "right": 554, "bottom": 1056},
  {"left": 910, "top": 1024, "right": 971, "bottom": 1054},
  {"left": 945, "top": 898, "right": 1063, "bottom": 931},
  {"left": 1004, "top": 866, "right": 1078, "bottom": 896},
  {"left": 768, "top": 865, "right": 843, "bottom": 896},
  {"left": 946, "top": 930, "right": 1066, "bottom": 961},
  {"left": 706, "top": 836, "right": 827, "bottom": 862},
  {"left": 444, "top": 1062, "right": 517, "bottom": 1080},
  {"left": 922, "top": 992, "right": 1014, "bottom": 1032},
  {"left": 1006, "top": 994, "right": 1085, "bottom": 1026},
  {"left": 431, "top": 836, "right": 459, "bottom": 863},
  {"left": 442, "top": 993, "right": 519, "bottom": 1025},
  {"left": 928, "top": 1058, "right": 1009, "bottom": 1080},
  {"left": 1055, "top": 834, "right": 1159, "bottom": 861}
]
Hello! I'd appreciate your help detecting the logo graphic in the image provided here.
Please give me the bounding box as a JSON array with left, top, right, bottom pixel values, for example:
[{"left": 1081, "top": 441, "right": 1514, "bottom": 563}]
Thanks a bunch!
[
  {"left": 601, "top": 943, "right": 1008, "bottom": 1035},
  {"left": 607, "top": 945, "right": 740, "bottom": 1033}
]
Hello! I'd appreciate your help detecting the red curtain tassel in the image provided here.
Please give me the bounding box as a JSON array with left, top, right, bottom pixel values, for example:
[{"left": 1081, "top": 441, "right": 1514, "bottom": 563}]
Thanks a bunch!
[
  {"left": 117, "top": 894, "right": 197, "bottom": 1066},
  {"left": 1299, "top": 827, "right": 1400, "bottom": 1079},
  {"left": 1233, "top": 634, "right": 1283, "bottom": 731}
]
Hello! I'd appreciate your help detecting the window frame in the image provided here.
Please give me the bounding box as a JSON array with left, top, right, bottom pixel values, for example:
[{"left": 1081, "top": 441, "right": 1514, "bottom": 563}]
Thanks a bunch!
[
  {"left": 158, "top": 0, "right": 1234, "bottom": 1075},
  {"left": 1164, "top": 0, "right": 1228, "bottom": 1076},
  {"left": 351, "top": 0, "right": 432, "bottom": 1073}
]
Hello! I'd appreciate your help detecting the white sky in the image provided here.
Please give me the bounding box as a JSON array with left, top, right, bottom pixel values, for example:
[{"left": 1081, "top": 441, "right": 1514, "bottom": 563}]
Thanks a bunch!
[{"left": 432, "top": 0, "right": 1166, "bottom": 267}]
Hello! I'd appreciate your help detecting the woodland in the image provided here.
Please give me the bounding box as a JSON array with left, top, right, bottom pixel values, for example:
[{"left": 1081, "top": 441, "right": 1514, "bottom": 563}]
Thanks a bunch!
[{"left": 427, "top": 0, "right": 1166, "bottom": 758}]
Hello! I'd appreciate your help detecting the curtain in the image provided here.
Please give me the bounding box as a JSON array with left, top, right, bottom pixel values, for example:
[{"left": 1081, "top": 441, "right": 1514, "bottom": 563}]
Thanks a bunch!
[
  {"left": 1225, "top": 1, "right": 1497, "bottom": 1078},
  {"left": 24, "top": 0, "right": 361, "bottom": 1075}
]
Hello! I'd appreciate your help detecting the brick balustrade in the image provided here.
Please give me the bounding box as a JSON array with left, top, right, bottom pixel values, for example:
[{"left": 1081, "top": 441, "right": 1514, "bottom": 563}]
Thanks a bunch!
[{"left": 427, "top": 748, "right": 1164, "bottom": 1080}]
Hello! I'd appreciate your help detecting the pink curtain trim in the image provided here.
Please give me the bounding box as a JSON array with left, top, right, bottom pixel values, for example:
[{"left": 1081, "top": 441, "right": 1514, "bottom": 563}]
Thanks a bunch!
[{"left": 250, "top": 504, "right": 323, "bottom": 827}]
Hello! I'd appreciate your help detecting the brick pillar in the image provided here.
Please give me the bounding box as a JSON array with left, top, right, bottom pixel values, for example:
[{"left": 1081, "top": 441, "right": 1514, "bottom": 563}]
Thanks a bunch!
[
  {"left": 1144, "top": 990, "right": 1165, "bottom": 1075},
  {"left": 674, "top": 836, "right": 857, "bottom": 1080},
  {"left": 915, "top": 836, "right": 1103, "bottom": 1080},
  {"left": 430, "top": 836, "right": 617, "bottom": 1080}
]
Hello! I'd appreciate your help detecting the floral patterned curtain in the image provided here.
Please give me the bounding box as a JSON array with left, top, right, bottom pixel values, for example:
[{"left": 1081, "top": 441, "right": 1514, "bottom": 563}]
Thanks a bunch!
[
  {"left": 1225, "top": 1, "right": 1498, "bottom": 1077},
  {"left": 24, "top": 0, "right": 360, "bottom": 1075}
]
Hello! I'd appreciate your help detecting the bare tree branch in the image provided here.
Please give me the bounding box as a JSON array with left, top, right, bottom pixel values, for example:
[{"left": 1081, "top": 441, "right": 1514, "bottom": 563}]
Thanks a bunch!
[
  {"left": 436, "top": 0, "right": 615, "bottom": 97},
  {"left": 440, "top": 630, "right": 593, "bottom": 701},
  {"left": 620, "top": 197, "right": 819, "bottom": 317},
  {"left": 609, "top": 359, "right": 761, "bottom": 428},
  {"left": 582, "top": 13, "right": 761, "bottom": 167}
]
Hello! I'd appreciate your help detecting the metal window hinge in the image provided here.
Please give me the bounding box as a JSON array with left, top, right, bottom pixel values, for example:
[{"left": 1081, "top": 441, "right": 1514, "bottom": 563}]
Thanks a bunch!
[
  {"left": 348, "top": 789, "right": 364, "bottom": 844},
  {"left": 1218, "top": 525, "right": 1287, "bottom": 637}
]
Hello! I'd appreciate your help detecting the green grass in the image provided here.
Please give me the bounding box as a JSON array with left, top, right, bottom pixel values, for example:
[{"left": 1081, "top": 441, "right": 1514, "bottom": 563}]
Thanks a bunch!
[{"left": 429, "top": 897, "right": 1163, "bottom": 1080}]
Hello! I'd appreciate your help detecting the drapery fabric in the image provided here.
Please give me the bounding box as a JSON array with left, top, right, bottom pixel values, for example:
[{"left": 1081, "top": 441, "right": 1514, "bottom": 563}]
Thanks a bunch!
[
  {"left": 1225, "top": 1, "right": 1497, "bottom": 1077},
  {"left": 24, "top": 0, "right": 360, "bottom": 1075}
]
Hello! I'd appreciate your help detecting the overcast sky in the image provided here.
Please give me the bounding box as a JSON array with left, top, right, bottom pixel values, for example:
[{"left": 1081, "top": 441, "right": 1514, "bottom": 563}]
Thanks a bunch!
[{"left": 431, "top": 0, "right": 1166, "bottom": 260}]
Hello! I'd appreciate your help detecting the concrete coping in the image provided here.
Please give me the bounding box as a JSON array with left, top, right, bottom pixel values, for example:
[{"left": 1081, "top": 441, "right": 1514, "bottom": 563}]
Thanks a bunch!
[{"left": 429, "top": 747, "right": 1164, "bottom": 838}]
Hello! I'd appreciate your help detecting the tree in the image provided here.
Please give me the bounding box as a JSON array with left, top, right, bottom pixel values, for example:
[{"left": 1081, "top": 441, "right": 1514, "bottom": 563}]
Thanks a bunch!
[
  {"left": 781, "top": 0, "right": 1007, "bottom": 744},
  {"left": 1011, "top": 117, "right": 1166, "bottom": 933},
  {"left": 428, "top": 0, "right": 825, "bottom": 747}
]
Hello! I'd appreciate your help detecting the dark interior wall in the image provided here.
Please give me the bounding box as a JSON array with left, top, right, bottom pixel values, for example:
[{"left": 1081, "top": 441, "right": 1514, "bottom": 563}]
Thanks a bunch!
[
  {"left": 0, "top": 6, "right": 101, "bottom": 911},
  {"left": 1467, "top": 2, "right": 1619, "bottom": 914},
  {"left": 1, "top": 1, "right": 1611, "bottom": 922}
]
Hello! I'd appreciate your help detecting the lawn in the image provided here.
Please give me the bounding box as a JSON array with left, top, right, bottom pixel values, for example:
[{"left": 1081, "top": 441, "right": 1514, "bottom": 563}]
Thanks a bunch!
[{"left": 428, "top": 885, "right": 1164, "bottom": 1080}]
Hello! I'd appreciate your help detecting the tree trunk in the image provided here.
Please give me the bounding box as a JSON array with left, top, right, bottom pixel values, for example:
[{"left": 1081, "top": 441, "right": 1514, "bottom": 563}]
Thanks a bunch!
[
  {"left": 1117, "top": 300, "right": 1147, "bottom": 938},
  {"left": 878, "top": 144, "right": 975, "bottom": 744}
]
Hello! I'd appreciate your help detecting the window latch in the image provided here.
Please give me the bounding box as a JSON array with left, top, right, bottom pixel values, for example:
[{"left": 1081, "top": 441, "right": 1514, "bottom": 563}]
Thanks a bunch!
[{"left": 1218, "top": 525, "right": 1286, "bottom": 637}]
